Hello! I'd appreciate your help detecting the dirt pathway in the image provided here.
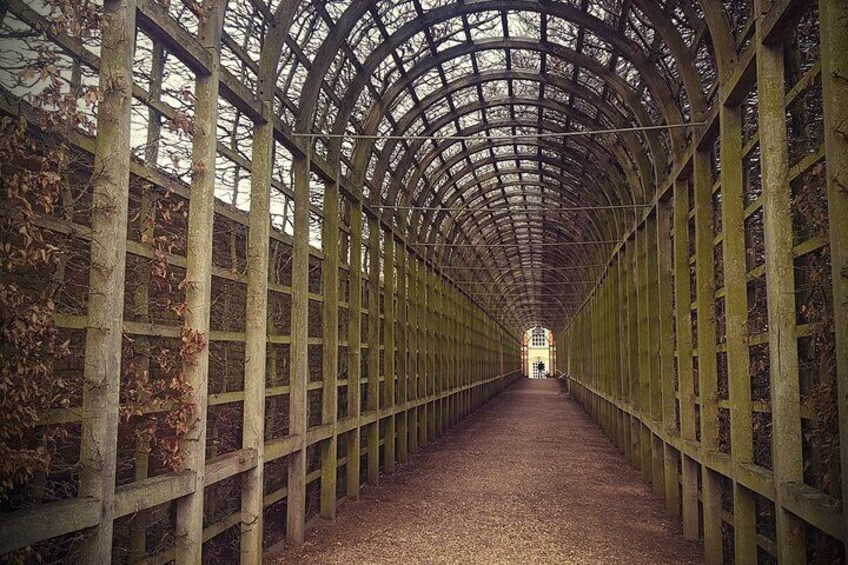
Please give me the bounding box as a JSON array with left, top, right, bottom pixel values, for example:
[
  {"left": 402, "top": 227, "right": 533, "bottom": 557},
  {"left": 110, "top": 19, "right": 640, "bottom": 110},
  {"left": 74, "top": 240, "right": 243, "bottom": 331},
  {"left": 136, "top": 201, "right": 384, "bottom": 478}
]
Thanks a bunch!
[{"left": 268, "top": 379, "right": 703, "bottom": 564}]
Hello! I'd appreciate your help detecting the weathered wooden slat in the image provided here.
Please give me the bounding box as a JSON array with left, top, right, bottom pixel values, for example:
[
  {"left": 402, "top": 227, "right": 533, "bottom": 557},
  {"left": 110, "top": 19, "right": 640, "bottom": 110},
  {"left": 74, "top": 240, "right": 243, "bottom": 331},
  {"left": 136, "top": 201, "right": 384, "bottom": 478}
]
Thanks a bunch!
[
  {"left": 366, "top": 216, "right": 382, "bottom": 485},
  {"left": 778, "top": 483, "right": 845, "bottom": 542},
  {"left": 755, "top": 4, "right": 807, "bottom": 560},
  {"left": 820, "top": 0, "right": 848, "bottom": 541},
  {"left": 396, "top": 243, "right": 409, "bottom": 464},
  {"left": 286, "top": 148, "right": 311, "bottom": 544},
  {"left": 0, "top": 498, "right": 100, "bottom": 555},
  {"left": 76, "top": 0, "right": 136, "bottom": 560},
  {"left": 346, "top": 194, "right": 364, "bottom": 500},
  {"left": 114, "top": 472, "right": 196, "bottom": 519},
  {"left": 382, "top": 235, "right": 396, "bottom": 473},
  {"left": 319, "top": 166, "right": 340, "bottom": 519},
  {"left": 206, "top": 449, "right": 259, "bottom": 487},
  {"left": 720, "top": 95, "right": 759, "bottom": 564},
  {"left": 173, "top": 2, "right": 225, "bottom": 562},
  {"left": 0, "top": 372, "right": 519, "bottom": 558}
]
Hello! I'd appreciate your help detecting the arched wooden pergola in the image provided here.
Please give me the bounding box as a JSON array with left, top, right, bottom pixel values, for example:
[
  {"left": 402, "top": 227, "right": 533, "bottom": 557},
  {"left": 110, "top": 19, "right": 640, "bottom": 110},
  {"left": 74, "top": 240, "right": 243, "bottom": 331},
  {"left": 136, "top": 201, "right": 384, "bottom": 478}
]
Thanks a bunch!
[{"left": 0, "top": 0, "right": 846, "bottom": 562}]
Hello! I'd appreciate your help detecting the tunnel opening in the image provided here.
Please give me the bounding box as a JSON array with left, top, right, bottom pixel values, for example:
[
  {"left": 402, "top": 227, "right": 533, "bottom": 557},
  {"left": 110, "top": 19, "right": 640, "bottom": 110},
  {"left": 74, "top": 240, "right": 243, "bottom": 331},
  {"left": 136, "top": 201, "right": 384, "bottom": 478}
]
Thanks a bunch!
[
  {"left": 522, "top": 326, "right": 555, "bottom": 379},
  {"left": 0, "top": 0, "right": 846, "bottom": 563}
]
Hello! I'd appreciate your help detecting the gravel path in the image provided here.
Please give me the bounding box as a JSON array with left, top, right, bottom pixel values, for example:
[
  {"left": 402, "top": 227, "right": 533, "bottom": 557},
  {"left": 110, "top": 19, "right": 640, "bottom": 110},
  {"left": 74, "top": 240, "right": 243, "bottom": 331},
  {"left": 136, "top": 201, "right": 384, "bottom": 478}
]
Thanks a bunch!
[{"left": 268, "top": 378, "right": 703, "bottom": 564}]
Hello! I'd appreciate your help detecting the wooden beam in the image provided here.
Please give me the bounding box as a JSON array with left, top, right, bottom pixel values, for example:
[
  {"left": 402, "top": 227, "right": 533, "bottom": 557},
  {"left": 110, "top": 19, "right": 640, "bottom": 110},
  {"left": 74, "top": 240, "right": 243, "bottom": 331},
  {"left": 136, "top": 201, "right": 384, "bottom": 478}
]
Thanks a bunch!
[
  {"left": 133, "top": 0, "right": 510, "bottom": 332},
  {"left": 77, "top": 0, "right": 135, "bottom": 559},
  {"left": 115, "top": 472, "right": 196, "bottom": 519},
  {"left": 0, "top": 499, "right": 100, "bottom": 555},
  {"left": 173, "top": 2, "right": 224, "bottom": 562},
  {"left": 692, "top": 143, "right": 721, "bottom": 563},
  {"left": 286, "top": 148, "right": 311, "bottom": 544},
  {"left": 636, "top": 227, "right": 652, "bottom": 481},
  {"left": 396, "top": 243, "right": 409, "bottom": 464},
  {"left": 408, "top": 258, "right": 420, "bottom": 453},
  {"left": 820, "top": 0, "right": 848, "bottom": 540},
  {"left": 346, "top": 196, "right": 364, "bottom": 500},
  {"left": 427, "top": 268, "right": 437, "bottom": 443},
  {"left": 366, "top": 217, "right": 382, "bottom": 485},
  {"left": 240, "top": 99, "right": 273, "bottom": 563},
  {"left": 672, "top": 177, "right": 699, "bottom": 541},
  {"left": 646, "top": 215, "right": 665, "bottom": 497},
  {"left": 382, "top": 235, "right": 396, "bottom": 473},
  {"left": 320, "top": 165, "right": 341, "bottom": 519},
  {"left": 206, "top": 449, "right": 259, "bottom": 487},
  {"left": 756, "top": 4, "right": 806, "bottom": 560},
  {"left": 657, "top": 198, "right": 679, "bottom": 515},
  {"left": 719, "top": 100, "right": 758, "bottom": 563}
]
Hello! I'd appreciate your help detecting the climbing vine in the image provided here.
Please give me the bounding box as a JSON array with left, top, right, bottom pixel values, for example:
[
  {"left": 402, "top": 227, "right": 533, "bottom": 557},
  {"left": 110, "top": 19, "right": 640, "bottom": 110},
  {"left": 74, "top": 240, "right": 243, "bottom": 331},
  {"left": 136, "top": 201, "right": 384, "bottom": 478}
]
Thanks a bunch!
[
  {"left": 1, "top": 0, "right": 198, "bottom": 501},
  {"left": 793, "top": 162, "right": 840, "bottom": 495},
  {"left": 0, "top": 0, "right": 103, "bottom": 501},
  {"left": 0, "top": 116, "right": 72, "bottom": 498},
  {"left": 119, "top": 183, "right": 198, "bottom": 475}
]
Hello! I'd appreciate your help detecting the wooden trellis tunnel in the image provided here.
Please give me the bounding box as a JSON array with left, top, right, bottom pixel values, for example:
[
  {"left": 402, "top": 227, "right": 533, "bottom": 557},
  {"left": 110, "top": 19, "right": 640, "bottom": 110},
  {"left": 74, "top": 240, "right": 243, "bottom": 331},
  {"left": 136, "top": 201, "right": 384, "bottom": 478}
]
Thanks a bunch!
[{"left": 0, "top": 0, "right": 846, "bottom": 563}]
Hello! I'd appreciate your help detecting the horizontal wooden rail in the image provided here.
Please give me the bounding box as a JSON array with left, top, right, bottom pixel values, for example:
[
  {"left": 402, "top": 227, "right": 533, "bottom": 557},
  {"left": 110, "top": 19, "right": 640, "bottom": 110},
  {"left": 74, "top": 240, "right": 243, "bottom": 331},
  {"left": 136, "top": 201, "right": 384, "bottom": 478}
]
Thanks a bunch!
[{"left": 0, "top": 371, "right": 521, "bottom": 555}]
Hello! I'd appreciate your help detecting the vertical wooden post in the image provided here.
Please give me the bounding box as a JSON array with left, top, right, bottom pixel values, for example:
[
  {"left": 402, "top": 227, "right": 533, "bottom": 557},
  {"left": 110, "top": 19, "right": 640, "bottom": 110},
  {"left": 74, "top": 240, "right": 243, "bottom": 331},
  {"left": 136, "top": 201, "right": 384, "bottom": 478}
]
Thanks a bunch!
[
  {"left": 448, "top": 286, "right": 452, "bottom": 419},
  {"left": 128, "top": 41, "right": 165, "bottom": 563},
  {"left": 646, "top": 215, "right": 664, "bottom": 497},
  {"left": 720, "top": 101, "right": 757, "bottom": 563},
  {"left": 420, "top": 261, "right": 430, "bottom": 447},
  {"left": 435, "top": 276, "right": 445, "bottom": 436},
  {"left": 599, "top": 281, "right": 606, "bottom": 433},
  {"left": 674, "top": 177, "right": 698, "bottom": 541},
  {"left": 175, "top": 1, "right": 223, "bottom": 560},
  {"left": 820, "top": 0, "right": 848, "bottom": 534},
  {"left": 627, "top": 241, "right": 642, "bottom": 470},
  {"left": 449, "top": 284, "right": 454, "bottom": 400},
  {"left": 408, "top": 258, "right": 419, "bottom": 453},
  {"left": 463, "top": 299, "right": 471, "bottom": 416},
  {"left": 694, "top": 146, "right": 719, "bottom": 452},
  {"left": 636, "top": 227, "right": 652, "bottom": 481},
  {"left": 382, "top": 235, "right": 396, "bottom": 473},
  {"left": 78, "top": 0, "right": 135, "bottom": 559},
  {"left": 604, "top": 290, "right": 610, "bottom": 437},
  {"left": 459, "top": 295, "right": 465, "bottom": 415},
  {"left": 396, "top": 243, "right": 408, "bottom": 464},
  {"left": 459, "top": 293, "right": 465, "bottom": 418},
  {"left": 366, "top": 219, "right": 381, "bottom": 485},
  {"left": 463, "top": 298, "right": 469, "bottom": 412},
  {"left": 427, "top": 268, "right": 436, "bottom": 442},
  {"left": 657, "top": 197, "right": 680, "bottom": 516},
  {"left": 618, "top": 253, "right": 632, "bottom": 464},
  {"left": 611, "top": 260, "right": 624, "bottom": 452},
  {"left": 447, "top": 289, "right": 455, "bottom": 426},
  {"left": 286, "top": 148, "right": 311, "bottom": 544},
  {"left": 240, "top": 102, "right": 273, "bottom": 563},
  {"left": 493, "top": 324, "right": 507, "bottom": 375},
  {"left": 693, "top": 144, "right": 721, "bottom": 564},
  {"left": 756, "top": 5, "right": 806, "bottom": 560},
  {"left": 445, "top": 289, "right": 452, "bottom": 425},
  {"left": 346, "top": 201, "right": 363, "bottom": 500},
  {"left": 320, "top": 170, "right": 340, "bottom": 518}
]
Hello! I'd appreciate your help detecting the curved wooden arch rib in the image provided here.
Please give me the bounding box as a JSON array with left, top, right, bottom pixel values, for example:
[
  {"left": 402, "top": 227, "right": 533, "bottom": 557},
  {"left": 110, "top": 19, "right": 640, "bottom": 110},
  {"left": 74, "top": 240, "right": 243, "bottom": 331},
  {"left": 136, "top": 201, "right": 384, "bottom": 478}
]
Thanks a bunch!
[
  {"left": 350, "top": 36, "right": 672, "bottom": 202},
  {"left": 382, "top": 97, "right": 644, "bottom": 217},
  {"left": 256, "top": 2, "right": 736, "bottom": 330}
]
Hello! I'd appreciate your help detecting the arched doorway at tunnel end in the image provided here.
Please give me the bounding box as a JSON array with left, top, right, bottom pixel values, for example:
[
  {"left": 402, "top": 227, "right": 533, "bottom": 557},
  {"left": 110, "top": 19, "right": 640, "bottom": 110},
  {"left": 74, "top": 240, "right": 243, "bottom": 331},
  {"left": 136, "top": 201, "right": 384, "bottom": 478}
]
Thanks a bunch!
[{"left": 521, "top": 326, "right": 556, "bottom": 378}]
